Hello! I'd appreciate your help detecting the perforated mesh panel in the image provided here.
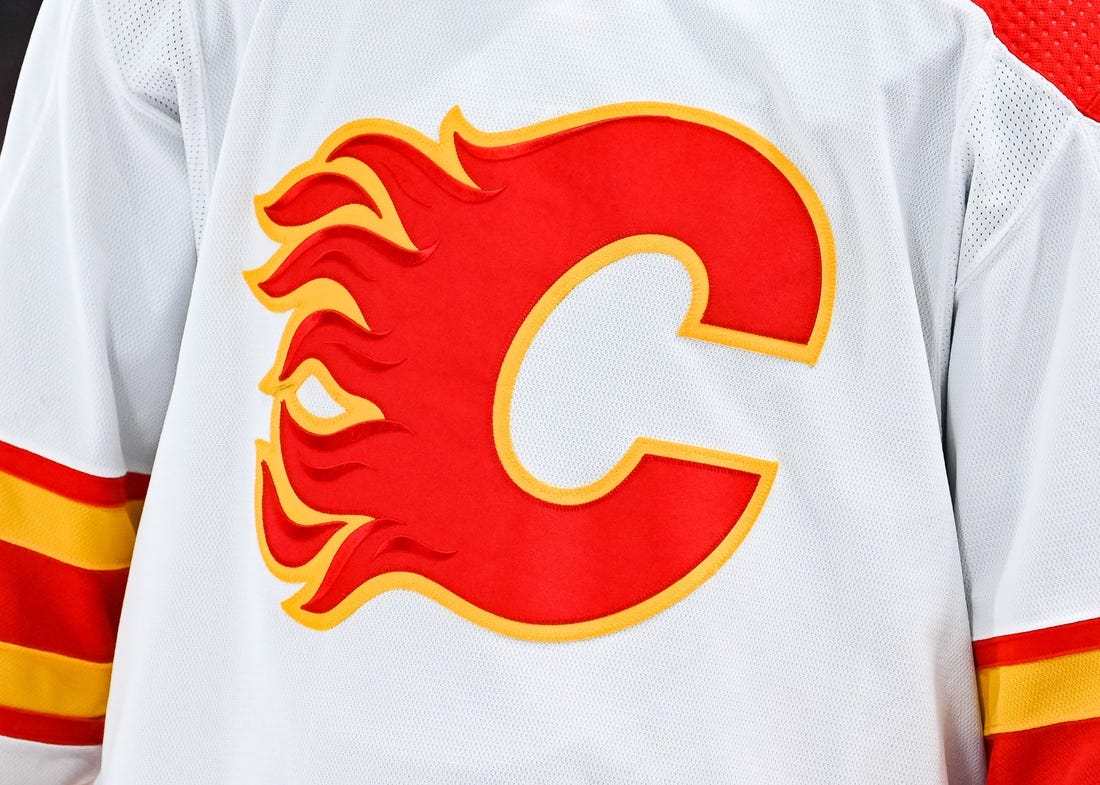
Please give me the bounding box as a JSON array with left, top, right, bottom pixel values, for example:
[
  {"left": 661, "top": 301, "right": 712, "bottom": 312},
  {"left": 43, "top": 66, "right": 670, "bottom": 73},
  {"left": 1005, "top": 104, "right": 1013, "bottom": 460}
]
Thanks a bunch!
[
  {"left": 957, "top": 50, "right": 1077, "bottom": 288},
  {"left": 950, "top": 120, "right": 1100, "bottom": 639},
  {"left": 974, "top": 0, "right": 1100, "bottom": 119},
  {"left": 97, "top": 0, "right": 209, "bottom": 245},
  {"left": 101, "top": 0, "right": 185, "bottom": 121},
  {"left": 3, "top": 1, "right": 1099, "bottom": 783}
]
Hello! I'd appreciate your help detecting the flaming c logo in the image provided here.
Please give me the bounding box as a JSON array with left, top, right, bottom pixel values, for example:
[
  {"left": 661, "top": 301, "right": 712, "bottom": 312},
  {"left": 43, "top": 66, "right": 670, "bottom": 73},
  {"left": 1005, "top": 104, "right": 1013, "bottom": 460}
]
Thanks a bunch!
[{"left": 244, "top": 103, "right": 835, "bottom": 640}]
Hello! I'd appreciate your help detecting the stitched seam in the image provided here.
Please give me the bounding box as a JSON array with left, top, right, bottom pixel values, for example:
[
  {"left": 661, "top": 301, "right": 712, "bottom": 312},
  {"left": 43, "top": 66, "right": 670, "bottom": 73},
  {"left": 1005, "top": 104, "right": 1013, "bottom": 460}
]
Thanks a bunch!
[
  {"left": 88, "top": 0, "right": 183, "bottom": 135},
  {"left": 953, "top": 105, "right": 1077, "bottom": 297},
  {"left": 975, "top": 610, "right": 1100, "bottom": 644},
  {"left": 178, "top": 0, "right": 211, "bottom": 248},
  {"left": 955, "top": 36, "right": 1003, "bottom": 152},
  {"left": 1085, "top": 119, "right": 1100, "bottom": 181},
  {"left": 978, "top": 8, "right": 1098, "bottom": 122},
  {"left": 932, "top": 35, "right": 1001, "bottom": 418}
]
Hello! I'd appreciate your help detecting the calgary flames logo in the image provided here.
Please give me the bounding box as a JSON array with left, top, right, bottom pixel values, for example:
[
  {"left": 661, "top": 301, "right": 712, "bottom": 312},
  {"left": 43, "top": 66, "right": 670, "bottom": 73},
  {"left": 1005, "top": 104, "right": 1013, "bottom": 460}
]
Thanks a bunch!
[{"left": 245, "top": 103, "right": 834, "bottom": 640}]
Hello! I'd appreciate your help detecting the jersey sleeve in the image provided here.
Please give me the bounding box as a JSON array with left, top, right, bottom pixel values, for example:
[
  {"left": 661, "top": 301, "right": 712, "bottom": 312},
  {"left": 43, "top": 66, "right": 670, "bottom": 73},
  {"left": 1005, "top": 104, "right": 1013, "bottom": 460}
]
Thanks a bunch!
[
  {"left": 946, "top": 44, "right": 1100, "bottom": 785},
  {"left": 0, "top": 0, "right": 197, "bottom": 781}
]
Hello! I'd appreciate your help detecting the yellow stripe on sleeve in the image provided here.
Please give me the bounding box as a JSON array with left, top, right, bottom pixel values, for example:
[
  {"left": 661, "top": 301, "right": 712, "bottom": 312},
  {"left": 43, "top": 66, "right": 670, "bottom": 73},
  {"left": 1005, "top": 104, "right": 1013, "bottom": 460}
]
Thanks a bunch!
[
  {"left": 0, "top": 640, "right": 113, "bottom": 718},
  {"left": 980, "top": 648, "right": 1100, "bottom": 735},
  {"left": 0, "top": 470, "right": 138, "bottom": 569}
]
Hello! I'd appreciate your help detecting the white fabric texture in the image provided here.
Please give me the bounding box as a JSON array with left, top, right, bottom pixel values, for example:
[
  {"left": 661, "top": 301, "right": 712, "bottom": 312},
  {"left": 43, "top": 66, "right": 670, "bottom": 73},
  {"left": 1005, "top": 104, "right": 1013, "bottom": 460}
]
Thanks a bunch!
[
  {"left": 0, "top": 1, "right": 1096, "bottom": 784},
  {"left": 0, "top": 0, "right": 197, "bottom": 479},
  {"left": 949, "top": 114, "right": 1100, "bottom": 640}
]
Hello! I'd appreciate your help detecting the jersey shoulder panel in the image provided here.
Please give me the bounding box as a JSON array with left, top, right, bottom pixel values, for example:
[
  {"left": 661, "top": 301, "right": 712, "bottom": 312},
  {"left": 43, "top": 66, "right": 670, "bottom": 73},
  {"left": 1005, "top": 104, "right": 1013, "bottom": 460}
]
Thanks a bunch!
[{"left": 971, "top": 0, "right": 1100, "bottom": 119}]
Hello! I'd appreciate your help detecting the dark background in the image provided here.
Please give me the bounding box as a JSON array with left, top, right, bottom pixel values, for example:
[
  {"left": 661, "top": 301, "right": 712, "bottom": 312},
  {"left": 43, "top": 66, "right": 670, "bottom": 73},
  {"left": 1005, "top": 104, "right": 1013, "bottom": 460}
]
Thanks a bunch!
[{"left": 1, "top": 1, "right": 43, "bottom": 144}]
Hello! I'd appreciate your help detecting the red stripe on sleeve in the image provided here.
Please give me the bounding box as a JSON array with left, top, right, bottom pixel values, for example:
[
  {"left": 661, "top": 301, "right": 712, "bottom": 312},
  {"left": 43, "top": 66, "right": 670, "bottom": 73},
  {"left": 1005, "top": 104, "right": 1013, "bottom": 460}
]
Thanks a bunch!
[
  {"left": 986, "top": 717, "right": 1100, "bottom": 785},
  {"left": 974, "top": 617, "right": 1100, "bottom": 669},
  {"left": 123, "top": 472, "right": 150, "bottom": 501},
  {"left": 0, "top": 705, "right": 104, "bottom": 747},
  {"left": 0, "top": 540, "right": 128, "bottom": 664},
  {"left": 0, "top": 440, "right": 149, "bottom": 505}
]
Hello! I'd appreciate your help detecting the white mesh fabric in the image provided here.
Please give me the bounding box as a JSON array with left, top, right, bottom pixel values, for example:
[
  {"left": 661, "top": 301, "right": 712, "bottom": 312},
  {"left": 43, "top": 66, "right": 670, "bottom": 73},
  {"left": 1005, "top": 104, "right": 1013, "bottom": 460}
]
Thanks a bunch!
[
  {"left": 956, "top": 49, "right": 1078, "bottom": 289},
  {"left": 96, "top": 0, "right": 210, "bottom": 244},
  {"left": 106, "top": 2, "right": 997, "bottom": 783},
  {"left": 948, "top": 114, "right": 1100, "bottom": 640},
  {"left": 2, "top": 0, "right": 1098, "bottom": 783},
  {"left": 0, "top": 741, "right": 98, "bottom": 785},
  {"left": 99, "top": 0, "right": 183, "bottom": 121},
  {"left": 0, "top": 0, "right": 195, "bottom": 479},
  {"left": 0, "top": 1, "right": 198, "bottom": 781}
]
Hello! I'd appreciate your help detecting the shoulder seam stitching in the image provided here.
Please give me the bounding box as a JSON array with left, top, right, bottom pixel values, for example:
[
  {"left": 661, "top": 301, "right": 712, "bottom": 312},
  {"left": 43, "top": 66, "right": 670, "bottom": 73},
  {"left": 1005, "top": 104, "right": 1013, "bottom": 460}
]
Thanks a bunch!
[
  {"left": 931, "top": 33, "right": 1002, "bottom": 419},
  {"left": 87, "top": 0, "right": 184, "bottom": 135},
  {"left": 977, "top": 7, "right": 1098, "bottom": 123},
  {"left": 956, "top": 36, "right": 1004, "bottom": 145},
  {"left": 177, "top": 0, "right": 211, "bottom": 247},
  {"left": 1085, "top": 117, "right": 1100, "bottom": 182},
  {"left": 953, "top": 114, "right": 1078, "bottom": 297}
]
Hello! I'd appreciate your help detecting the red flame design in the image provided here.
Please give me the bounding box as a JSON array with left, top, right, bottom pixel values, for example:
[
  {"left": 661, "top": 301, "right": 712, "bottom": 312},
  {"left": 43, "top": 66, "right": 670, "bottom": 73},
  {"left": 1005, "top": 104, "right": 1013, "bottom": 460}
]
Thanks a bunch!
[{"left": 248, "top": 105, "right": 832, "bottom": 638}]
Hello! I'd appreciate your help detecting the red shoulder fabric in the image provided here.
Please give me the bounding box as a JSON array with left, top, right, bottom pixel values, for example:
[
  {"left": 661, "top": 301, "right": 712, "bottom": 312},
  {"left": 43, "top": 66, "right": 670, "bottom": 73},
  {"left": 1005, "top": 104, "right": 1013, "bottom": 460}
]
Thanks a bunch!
[{"left": 972, "top": 0, "right": 1100, "bottom": 120}]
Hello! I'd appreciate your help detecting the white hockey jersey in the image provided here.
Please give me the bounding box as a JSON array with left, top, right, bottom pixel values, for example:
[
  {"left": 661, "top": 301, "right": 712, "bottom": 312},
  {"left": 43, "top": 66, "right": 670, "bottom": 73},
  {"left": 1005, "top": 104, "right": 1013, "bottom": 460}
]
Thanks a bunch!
[{"left": 0, "top": 1, "right": 1098, "bottom": 783}]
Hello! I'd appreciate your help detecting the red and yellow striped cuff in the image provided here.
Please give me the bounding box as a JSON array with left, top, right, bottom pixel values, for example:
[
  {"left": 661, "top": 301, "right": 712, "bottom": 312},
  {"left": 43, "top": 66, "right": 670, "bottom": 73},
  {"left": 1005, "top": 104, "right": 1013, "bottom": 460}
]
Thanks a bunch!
[
  {"left": 976, "top": 618, "right": 1100, "bottom": 785},
  {"left": 0, "top": 440, "right": 148, "bottom": 746}
]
